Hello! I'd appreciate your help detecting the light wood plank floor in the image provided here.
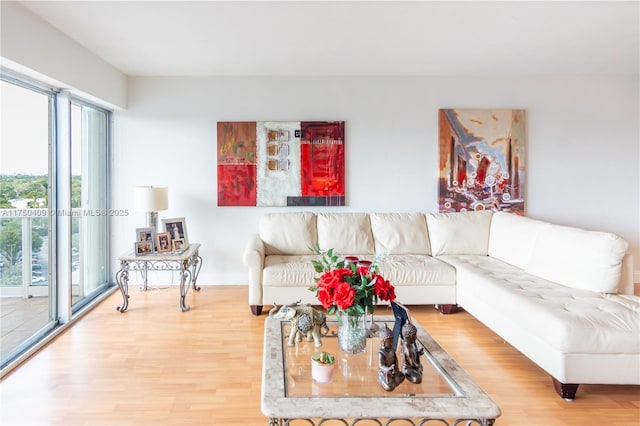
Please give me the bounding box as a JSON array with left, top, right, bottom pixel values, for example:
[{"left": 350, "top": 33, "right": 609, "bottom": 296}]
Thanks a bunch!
[{"left": 1, "top": 285, "right": 638, "bottom": 425}]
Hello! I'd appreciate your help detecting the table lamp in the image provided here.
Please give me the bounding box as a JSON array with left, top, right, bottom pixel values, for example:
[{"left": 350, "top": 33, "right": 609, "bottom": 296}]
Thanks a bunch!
[{"left": 134, "top": 186, "right": 168, "bottom": 230}]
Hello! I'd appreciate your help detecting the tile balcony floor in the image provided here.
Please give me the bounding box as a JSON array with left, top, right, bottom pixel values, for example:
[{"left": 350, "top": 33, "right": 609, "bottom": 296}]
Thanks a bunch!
[{"left": 0, "top": 296, "right": 49, "bottom": 362}]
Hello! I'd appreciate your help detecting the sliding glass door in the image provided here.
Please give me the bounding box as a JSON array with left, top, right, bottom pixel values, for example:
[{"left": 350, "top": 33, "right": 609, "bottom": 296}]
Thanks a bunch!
[
  {"left": 0, "top": 77, "right": 56, "bottom": 365},
  {"left": 0, "top": 72, "right": 111, "bottom": 370},
  {"left": 70, "top": 100, "right": 109, "bottom": 310}
]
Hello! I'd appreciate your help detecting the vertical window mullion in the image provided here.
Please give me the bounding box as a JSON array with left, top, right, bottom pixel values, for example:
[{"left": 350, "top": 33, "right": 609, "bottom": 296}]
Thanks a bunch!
[
  {"left": 55, "top": 91, "right": 72, "bottom": 324},
  {"left": 48, "top": 93, "right": 58, "bottom": 323}
]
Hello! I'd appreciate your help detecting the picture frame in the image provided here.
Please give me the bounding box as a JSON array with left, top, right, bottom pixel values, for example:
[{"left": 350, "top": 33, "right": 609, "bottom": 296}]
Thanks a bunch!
[
  {"left": 136, "top": 227, "right": 156, "bottom": 252},
  {"left": 155, "top": 232, "right": 172, "bottom": 253},
  {"left": 134, "top": 241, "right": 153, "bottom": 256},
  {"left": 162, "top": 217, "right": 189, "bottom": 246},
  {"left": 172, "top": 238, "right": 186, "bottom": 252}
]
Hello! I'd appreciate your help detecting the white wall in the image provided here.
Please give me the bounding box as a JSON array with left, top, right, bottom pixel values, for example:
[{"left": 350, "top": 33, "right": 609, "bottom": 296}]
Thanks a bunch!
[
  {"left": 0, "top": 1, "right": 126, "bottom": 109},
  {"left": 111, "top": 76, "right": 639, "bottom": 286}
]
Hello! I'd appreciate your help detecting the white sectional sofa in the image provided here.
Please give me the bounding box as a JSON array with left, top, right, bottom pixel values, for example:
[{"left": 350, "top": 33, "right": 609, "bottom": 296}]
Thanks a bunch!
[{"left": 243, "top": 210, "right": 639, "bottom": 399}]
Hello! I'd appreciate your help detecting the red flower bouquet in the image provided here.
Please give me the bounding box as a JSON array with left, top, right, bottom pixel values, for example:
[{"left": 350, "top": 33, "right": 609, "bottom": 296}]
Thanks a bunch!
[{"left": 308, "top": 244, "right": 396, "bottom": 316}]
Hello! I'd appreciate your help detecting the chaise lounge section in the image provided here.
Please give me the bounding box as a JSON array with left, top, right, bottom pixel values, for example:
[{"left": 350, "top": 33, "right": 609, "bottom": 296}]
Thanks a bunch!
[
  {"left": 243, "top": 210, "right": 639, "bottom": 399},
  {"left": 430, "top": 211, "right": 638, "bottom": 400}
]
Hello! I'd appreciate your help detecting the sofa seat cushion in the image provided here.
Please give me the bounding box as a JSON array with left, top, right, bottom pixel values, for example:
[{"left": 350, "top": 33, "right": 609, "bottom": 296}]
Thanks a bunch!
[
  {"left": 377, "top": 255, "right": 456, "bottom": 286},
  {"left": 262, "top": 255, "right": 318, "bottom": 287},
  {"left": 263, "top": 254, "right": 382, "bottom": 288},
  {"left": 440, "top": 255, "right": 640, "bottom": 355}
]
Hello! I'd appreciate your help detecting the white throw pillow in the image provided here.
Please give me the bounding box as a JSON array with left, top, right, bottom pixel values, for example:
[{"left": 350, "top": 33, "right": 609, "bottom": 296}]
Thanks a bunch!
[
  {"left": 317, "top": 213, "right": 375, "bottom": 255},
  {"left": 526, "top": 224, "right": 629, "bottom": 293},
  {"left": 426, "top": 210, "right": 493, "bottom": 256},
  {"left": 370, "top": 212, "right": 431, "bottom": 255},
  {"left": 260, "top": 212, "right": 317, "bottom": 255}
]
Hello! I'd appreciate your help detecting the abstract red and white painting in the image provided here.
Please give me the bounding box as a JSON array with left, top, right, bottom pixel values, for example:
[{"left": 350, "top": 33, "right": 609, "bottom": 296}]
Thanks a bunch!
[{"left": 217, "top": 121, "right": 345, "bottom": 206}]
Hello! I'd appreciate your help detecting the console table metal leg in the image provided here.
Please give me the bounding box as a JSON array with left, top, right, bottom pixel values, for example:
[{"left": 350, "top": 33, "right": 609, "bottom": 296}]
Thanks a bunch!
[
  {"left": 179, "top": 267, "right": 192, "bottom": 312},
  {"left": 191, "top": 254, "right": 202, "bottom": 291},
  {"left": 139, "top": 263, "right": 148, "bottom": 291},
  {"left": 115, "top": 268, "right": 130, "bottom": 313}
]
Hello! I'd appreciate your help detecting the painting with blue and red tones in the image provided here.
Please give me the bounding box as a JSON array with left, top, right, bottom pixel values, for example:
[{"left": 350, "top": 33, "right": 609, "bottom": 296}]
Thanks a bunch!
[
  {"left": 217, "top": 121, "right": 345, "bottom": 206},
  {"left": 438, "top": 109, "right": 526, "bottom": 215}
]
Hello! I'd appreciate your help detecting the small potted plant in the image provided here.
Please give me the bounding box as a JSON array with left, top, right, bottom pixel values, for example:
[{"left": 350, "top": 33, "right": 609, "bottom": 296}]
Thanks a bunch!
[{"left": 311, "top": 351, "right": 335, "bottom": 383}]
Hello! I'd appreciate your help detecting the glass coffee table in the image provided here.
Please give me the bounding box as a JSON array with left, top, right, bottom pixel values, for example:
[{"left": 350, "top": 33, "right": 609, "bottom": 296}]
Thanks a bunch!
[{"left": 262, "top": 315, "right": 500, "bottom": 425}]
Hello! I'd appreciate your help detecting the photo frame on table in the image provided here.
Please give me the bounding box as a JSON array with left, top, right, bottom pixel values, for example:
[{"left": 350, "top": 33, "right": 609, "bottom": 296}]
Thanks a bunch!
[
  {"left": 134, "top": 241, "right": 153, "bottom": 256},
  {"left": 172, "top": 238, "right": 185, "bottom": 252},
  {"left": 155, "top": 232, "right": 172, "bottom": 253},
  {"left": 136, "top": 227, "right": 156, "bottom": 252},
  {"left": 162, "top": 217, "right": 189, "bottom": 246}
]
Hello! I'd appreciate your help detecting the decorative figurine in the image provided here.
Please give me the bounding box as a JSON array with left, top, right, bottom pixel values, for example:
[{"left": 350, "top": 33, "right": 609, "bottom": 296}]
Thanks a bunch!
[
  {"left": 377, "top": 323, "right": 405, "bottom": 391},
  {"left": 401, "top": 321, "right": 424, "bottom": 383},
  {"left": 268, "top": 301, "right": 329, "bottom": 347},
  {"left": 391, "top": 300, "right": 410, "bottom": 352}
]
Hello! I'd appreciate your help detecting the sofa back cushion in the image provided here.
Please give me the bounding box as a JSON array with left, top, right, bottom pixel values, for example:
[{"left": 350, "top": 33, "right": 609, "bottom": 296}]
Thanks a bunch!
[
  {"left": 260, "top": 212, "right": 317, "bottom": 255},
  {"left": 525, "top": 224, "right": 629, "bottom": 293},
  {"left": 370, "top": 212, "right": 431, "bottom": 255},
  {"left": 488, "top": 212, "right": 549, "bottom": 270},
  {"left": 317, "top": 213, "right": 374, "bottom": 255},
  {"left": 426, "top": 210, "right": 493, "bottom": 256}
]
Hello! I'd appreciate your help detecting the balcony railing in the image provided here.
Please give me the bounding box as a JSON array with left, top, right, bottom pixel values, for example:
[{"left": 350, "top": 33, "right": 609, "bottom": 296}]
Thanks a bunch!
[
  {"left": 0, "top": 210, "right": 46, "bottom": 298},
  {"left": 0, "top": 209, "right": 81, "bottom": 299}
]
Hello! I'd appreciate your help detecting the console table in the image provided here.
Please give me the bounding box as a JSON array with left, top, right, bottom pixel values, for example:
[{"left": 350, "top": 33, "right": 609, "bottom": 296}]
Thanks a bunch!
[{"left": 115, "top": 243, "right": 202, "bottom": 312}]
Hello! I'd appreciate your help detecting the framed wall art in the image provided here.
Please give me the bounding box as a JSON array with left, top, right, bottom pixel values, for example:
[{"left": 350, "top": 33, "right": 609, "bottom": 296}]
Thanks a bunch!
[
  {"left": 438, "top": 109, "right": 526, "bottom": 215},
  {"left": 217, "top": 121, "right": 345, "bottom": 206}
]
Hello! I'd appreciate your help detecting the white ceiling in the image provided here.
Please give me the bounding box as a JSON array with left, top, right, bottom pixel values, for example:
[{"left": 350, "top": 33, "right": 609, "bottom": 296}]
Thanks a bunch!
[{"left": 17, "top": 1, "right": 640, "bottom": 77}]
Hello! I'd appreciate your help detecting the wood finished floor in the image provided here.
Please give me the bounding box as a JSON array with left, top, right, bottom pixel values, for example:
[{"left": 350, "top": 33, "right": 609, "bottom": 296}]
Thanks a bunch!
[{"left": 0, "top": 285, "right": 638, "bottom": 425}]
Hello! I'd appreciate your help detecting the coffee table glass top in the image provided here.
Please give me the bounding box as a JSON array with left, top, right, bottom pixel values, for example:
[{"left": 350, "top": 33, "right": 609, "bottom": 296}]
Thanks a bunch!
[
  {"left": 283, "top": 320, "right": 460, "bottom": 398},
  {"left": 262, "top": 314, "right": 501, "bottom": 423}
]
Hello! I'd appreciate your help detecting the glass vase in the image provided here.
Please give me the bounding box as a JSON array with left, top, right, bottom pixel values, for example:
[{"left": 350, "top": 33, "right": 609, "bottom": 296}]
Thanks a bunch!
[{"left": 337, "top": 310, "right": 367, "bottom": 354}]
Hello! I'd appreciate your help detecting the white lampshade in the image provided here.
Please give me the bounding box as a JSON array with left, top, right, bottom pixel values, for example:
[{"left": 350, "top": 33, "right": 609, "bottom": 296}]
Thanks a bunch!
[{"left": 134, "top": 186, "right": 168, "bottom": 212}]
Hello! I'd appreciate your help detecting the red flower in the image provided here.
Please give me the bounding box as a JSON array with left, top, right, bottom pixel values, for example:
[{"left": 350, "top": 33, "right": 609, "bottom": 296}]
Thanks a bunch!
[
  {"left": 318, "top": 268, "right": 352, "bottom": 289},
  {"left": 374, "top": 275, "right": 396, "bottom": 302},
  {"left": 317, "top": 268, "right": 352, "bottom": 309},
  {"left": 317, "top": 286, "right": 334, "bottom": 309},
  {"left": 333, "top": 281, "right": 356, "bottom": 310}
]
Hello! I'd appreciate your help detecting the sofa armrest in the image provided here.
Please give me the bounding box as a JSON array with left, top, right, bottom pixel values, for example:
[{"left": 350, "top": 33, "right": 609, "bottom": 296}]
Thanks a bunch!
[{"left": 244, "top": 234, "right": 266, "bottom": 306}]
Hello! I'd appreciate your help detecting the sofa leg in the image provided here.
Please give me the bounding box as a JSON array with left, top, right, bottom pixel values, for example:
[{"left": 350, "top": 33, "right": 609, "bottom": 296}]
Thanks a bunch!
[
  {"left": 438, "top": 304, "right": 459, "bottom": 315},
  {"left": 552, "top": 377, "right": 579, "bottom": 400},
  {"left": 250, "top": 305, "right": 263, "bottom": 316}
]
